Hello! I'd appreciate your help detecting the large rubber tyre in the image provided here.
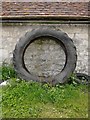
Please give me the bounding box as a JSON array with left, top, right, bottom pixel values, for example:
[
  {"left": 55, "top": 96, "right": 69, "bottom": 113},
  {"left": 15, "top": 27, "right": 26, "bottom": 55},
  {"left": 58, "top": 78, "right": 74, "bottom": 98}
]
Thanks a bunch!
[
  {"left": 75, "top": 73, "right": 90, "bottom": 85},
  {"left": 13, "top": 28, "right": 77, "bottom": 85}
]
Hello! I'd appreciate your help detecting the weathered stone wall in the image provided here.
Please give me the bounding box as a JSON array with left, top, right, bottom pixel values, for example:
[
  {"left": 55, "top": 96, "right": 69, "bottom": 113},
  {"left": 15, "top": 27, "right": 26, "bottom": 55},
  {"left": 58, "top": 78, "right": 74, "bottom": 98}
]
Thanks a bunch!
[
  {"left": 24, "top": 37, "right": 66, "bottom": 77},
  {"left": 1, "top": 23, "right": 88, "bottom": 76}
]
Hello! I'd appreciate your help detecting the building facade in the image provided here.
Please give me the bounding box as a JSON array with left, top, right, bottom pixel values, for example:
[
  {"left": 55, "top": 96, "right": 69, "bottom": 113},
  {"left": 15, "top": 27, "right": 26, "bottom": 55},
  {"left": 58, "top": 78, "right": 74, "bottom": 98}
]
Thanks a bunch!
[{"left": 1, "top": 2, "right": 89, "bottom": 76}]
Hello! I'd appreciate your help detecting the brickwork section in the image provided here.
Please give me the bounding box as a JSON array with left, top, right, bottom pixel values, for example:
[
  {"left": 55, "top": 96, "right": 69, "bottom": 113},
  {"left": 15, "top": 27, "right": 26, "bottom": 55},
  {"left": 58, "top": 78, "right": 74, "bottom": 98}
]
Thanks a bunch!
[{"left": 2, "top": 2, "right": 89, "bottom": 17}]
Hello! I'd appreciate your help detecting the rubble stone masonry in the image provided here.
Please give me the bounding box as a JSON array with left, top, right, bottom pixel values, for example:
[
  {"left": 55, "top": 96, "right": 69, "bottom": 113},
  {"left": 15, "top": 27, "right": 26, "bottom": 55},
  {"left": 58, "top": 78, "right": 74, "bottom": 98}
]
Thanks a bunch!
[{"left": 1, "top": 23, "right": 88, "bottom": 75}]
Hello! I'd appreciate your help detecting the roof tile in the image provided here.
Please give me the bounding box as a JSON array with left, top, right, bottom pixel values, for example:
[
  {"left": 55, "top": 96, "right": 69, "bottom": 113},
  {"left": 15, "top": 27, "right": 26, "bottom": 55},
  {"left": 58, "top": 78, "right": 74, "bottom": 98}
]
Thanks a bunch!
[{"left": 1, "top": 2, "right": 89, "bottom": 18}]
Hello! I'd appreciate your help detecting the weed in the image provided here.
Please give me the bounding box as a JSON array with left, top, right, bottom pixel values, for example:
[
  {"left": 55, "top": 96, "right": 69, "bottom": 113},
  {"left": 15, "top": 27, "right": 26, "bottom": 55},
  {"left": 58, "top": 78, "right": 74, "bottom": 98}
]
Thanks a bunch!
[{"left": 0, "top": 63, "right": 17, "bottom": 81}]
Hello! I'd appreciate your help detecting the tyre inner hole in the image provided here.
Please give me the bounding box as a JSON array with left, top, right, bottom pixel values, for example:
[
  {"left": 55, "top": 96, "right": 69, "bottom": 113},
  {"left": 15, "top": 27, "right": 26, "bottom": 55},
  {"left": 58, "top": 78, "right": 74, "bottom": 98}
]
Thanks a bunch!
[{"left": 24, "top": 37, "right": 66, "bottom": 78}]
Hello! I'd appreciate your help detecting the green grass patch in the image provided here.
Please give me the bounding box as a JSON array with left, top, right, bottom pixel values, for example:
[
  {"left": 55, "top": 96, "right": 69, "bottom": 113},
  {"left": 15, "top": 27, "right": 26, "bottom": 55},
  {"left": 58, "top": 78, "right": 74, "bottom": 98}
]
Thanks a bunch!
[
  {"left": 0, "top": 64, "right": 88, "bottom": 118},
  {"left": 1, "top": 79, "right": 88, "bottom": 118}
]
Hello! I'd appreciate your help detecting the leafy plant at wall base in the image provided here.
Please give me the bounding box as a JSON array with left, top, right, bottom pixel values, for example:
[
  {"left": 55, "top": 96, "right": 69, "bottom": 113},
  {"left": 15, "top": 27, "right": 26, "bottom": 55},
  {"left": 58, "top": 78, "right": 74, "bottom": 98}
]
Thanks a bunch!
[{"left": 0, "top": 63, "right": 17, "bottom": 81}]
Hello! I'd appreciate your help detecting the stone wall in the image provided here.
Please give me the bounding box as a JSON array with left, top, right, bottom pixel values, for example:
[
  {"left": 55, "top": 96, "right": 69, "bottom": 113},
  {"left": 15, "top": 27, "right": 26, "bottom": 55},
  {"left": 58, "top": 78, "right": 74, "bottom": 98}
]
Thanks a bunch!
[{"left": 1, "top": 23, "right": 88, "bottom": 76}]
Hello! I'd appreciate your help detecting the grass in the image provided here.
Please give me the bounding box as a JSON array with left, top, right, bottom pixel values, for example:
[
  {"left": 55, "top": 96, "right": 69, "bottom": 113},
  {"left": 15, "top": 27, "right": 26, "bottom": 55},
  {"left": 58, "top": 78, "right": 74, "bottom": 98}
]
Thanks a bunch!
[{"left": 0, "top": 64, "right": 88, "bottom": 118}]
